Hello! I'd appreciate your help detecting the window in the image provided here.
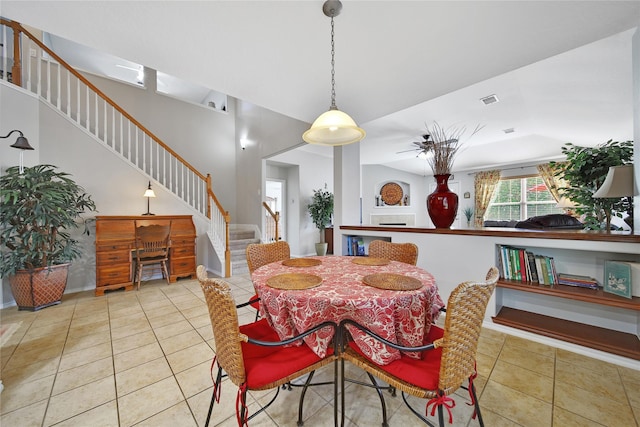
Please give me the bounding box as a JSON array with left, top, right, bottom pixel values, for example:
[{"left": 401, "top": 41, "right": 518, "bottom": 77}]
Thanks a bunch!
[{"left": 486, "top": 176, "right": 563, "bottom": 221}]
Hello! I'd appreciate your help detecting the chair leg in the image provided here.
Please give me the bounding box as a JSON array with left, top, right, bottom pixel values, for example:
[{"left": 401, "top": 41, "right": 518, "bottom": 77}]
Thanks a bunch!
[
  {"left": 162, "top": 260, "right": 170, "bottom": 285},
  {"left": 437, "top": 404, "right": 445, "bottom": 427},
  {"left": 470, "top": 381, "right": 484, "bottom": 427},
  {"left": 365, "top": 372, "right": 389, "bottom": 427},
  {"left": 297, "top": 371, "right": 316, "bottom": 426},
  {"left": 136, "top": 264, "right": 142, "bottom": 290},
  {"left": 204, "top": 368, "right": 223, "bottom": 427}
]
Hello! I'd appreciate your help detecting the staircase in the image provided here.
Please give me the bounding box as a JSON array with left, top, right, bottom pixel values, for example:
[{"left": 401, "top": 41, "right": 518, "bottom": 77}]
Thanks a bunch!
[{"left": 229, "top": 225, "right": 261, "bottom": 275}]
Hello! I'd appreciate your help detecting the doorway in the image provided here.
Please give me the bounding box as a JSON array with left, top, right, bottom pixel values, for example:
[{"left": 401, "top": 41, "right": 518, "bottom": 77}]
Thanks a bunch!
[{"left": 265, "top": 180, "right": 285, "bottom": 242}]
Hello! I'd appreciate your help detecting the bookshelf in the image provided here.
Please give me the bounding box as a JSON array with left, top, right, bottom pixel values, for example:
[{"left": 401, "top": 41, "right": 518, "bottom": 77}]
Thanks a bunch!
[{"left": 493, "top": 244, "right": 640, "bottom": 360}]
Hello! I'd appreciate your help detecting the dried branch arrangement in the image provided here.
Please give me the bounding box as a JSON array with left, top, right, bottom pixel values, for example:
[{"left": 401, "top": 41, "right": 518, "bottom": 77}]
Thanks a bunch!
[{"left": 423, "top": 122, "right": 483, "bottom": 175}]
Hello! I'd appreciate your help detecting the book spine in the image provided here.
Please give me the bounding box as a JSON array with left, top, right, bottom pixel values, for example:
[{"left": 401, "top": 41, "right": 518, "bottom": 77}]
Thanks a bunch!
[
  {"left": 518, "top": 249, "right": 527, "bottom": 282},
  {"left": 526, "top": 251, "right": 538, "bottom": 283},
  {"left": 538, "top": 256, "right": 549, "bottom": 285},
  {"left": 544, "top": 256, "right": 554, "bottom": 285}
]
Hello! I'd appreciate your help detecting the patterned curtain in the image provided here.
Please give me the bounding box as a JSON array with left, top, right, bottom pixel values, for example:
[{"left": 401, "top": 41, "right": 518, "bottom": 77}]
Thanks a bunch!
[
  {"left": 474, "top": 170, "right": 501, "bottom": 227},
  {"left": 537, "top": 162, "right": 568, "bottom": 203}
]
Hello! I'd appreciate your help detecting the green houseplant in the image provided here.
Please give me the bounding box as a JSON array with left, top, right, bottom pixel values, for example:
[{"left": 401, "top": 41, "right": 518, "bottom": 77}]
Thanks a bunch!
[
  {"left": 0, "top": 164, "right": 97, "bottom": 310},
  {"left": 551, "top": 140, "right": 633, "bottom": 231},
  {"left": 307, "top": 185, "right": 334, "bottom": 256}
]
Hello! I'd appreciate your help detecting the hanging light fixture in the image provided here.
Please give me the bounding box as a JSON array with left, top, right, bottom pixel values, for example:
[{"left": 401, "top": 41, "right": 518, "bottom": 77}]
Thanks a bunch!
[{"left": 303, "top": 0, "right": 365, "bottom": 146}]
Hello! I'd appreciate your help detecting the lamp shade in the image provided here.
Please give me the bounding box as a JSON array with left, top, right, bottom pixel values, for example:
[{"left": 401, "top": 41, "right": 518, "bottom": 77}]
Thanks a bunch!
[
  {"left": 143, "top": 188, "right": 156, "bottom": 198},
  {"left": 592, "top": 164, "right": 635, "bottom": 198},
  {"left": 303, "top": 108, "right": 366, "bottom": 146}
]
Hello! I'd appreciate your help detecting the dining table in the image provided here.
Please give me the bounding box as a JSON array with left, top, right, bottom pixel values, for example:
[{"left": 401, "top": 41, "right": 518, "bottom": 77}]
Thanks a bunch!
[{"left": 251, "top": 255, "right": 445, "bottom": 365}]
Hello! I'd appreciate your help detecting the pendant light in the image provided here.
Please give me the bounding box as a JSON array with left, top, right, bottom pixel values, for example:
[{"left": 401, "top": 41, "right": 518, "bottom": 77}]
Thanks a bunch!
[{"left": 303, "top": 0, "right": 365, "bottom": 146}]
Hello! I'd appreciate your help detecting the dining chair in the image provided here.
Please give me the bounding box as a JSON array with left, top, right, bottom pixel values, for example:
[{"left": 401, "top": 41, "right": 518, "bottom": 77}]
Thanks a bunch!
[
  {"left": 196, "top": 265, "right": 338, "bottom": 427},
  {"left": 244, "top": 240, "right": 291, "bottom": 319},
  {"left": 339, "top": 267, "right": 499, "bottom": 427},
  {"left": 133, "top": 221, "right": 172, "bottom": 290},
  {"left": 368, "top": 240, "right": 419, "bottom": 265}
]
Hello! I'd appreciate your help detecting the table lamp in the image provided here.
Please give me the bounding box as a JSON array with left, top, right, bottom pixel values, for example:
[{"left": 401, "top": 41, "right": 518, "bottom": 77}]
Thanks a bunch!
[
  {"left": 142, "top": 181, "right": 156, "bottom": 215},
  {"left": 593, "top": 164, "right": 635, "bottom": 230}
]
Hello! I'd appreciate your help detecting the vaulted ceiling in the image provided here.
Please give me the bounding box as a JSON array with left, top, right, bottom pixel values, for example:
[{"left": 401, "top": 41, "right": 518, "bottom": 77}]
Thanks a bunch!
[{"left": 3, "top": 1, "right": 639, "bottom": 174}]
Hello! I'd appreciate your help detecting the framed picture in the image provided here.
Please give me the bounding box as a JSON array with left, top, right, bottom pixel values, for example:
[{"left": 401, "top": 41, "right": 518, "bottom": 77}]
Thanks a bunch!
[
  {"left": 604, "top": 260, "right": 632, "bottom": 299},
  {"left": 463, "top": 191, "right": 471, "bottom": 199}
]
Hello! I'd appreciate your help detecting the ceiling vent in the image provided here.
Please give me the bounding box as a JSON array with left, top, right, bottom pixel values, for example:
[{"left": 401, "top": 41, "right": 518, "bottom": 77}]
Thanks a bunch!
[
  {"left": 480, "top": 94, "right": 499, "bottom": 105},
  {"left": 503, "top": 128, "right": 515, "bottom": 134}
]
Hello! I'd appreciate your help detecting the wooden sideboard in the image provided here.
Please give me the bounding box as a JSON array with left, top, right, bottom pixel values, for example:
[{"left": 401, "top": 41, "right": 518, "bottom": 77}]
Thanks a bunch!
[{"left": 95, "top": 215, "right": 197, "bottom": 296}]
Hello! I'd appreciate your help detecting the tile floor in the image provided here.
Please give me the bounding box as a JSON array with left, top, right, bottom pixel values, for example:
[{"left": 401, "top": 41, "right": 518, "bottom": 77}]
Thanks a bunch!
[{"left": 1, "top": 274, "right": 639, "bottom": 427}]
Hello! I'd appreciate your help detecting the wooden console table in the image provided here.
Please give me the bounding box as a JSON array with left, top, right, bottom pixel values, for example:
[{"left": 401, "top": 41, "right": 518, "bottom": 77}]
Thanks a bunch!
[{"left": 95, "top": 215, "right": 196, "bottom": 296}]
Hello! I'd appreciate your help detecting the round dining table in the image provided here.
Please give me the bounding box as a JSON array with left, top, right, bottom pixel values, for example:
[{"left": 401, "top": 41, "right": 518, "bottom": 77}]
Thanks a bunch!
[{"left": 251, "top": 255, "right": 445, "bottom": 365}]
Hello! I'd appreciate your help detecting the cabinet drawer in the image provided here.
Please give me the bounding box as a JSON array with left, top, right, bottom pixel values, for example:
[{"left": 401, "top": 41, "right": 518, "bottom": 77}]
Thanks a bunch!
[
  {"left": 171, "top": 245, "right": 195, "bottom": 257},
  {"left": 170, "top": 257, "right": 196, "bottom": 275},
  {"left": 96, "top": 250, "right": 130, "bottom": 265},
  {"left": 97, "top": 265, "right": 131, "bottom": 286},
  {"left": 96, "top": 242, "right": 130, "bottom": 252}
]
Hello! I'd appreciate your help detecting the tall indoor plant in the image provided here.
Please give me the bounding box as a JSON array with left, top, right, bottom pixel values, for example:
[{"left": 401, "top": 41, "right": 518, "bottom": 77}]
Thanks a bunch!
[
  {"left": 307, "top": 185, "right": 334, "bottom": 256},
  {"left": 424, "top": 122, "right": 482, "bottom": 228},
  {"left": 552, "top": 140, "right": 633, "bottom": 231},
  {"left": 0, "top": 164, "right": 97, "bottom": 310}
]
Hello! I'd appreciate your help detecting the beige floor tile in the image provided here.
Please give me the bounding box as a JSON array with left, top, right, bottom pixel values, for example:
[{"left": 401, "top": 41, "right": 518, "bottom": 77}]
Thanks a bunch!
[
  {"left": 51, "top": 400, "right": 119, "bottom": 427},
  {"left": 153, "top": 319, "right": 195, "bottom": 341},
  {"left": 144, "top": 304, "right": 180, "bottom": 321},
  {"left": 111, "top": 329, "right": 157, "bottom": 355},
  {"left": 52, "top": 356, "right": 113, "bottom": 395},
  {"left": 556, "top": 348, "right": 620, "bottom": 374},
  {"left": 0, "top": 399, "right": 48, "bottom": 427},
  {"left": 58, "top": 341, "right": 112, "bottom": 372},
  {"left": 63, "top": 329, "right": 111, "bottom": 354},
  {"left": 22, "top": 320, "right": 71, "bottom": 340},
  {"left": 69, "top": 310, "right": 109, "bottom": 328},
  {"left": 0, "top": 373, "right": 55, "bottom": 414},
  {"left": 113, "top": 341, "right": 164, "bottom": 373},
  {"left": 187, "top": 380, "right": 250, "bottom": 427},
  {"left": 480, "top": 380, "right": 552, "bottom": 427},
  {"left": 180, "top": 304, "right": 209, "bottom": 320},
  {"left": 475, "top": 350, "right": 498, "bottom": 378},
  {"left": 175, "top": 359, "right": 217, "bottom": 398},
  {"left": 188, "top": 313, "right": 212, "bottom": 329},
  {"left": 477, "top": 333, "right": 504, "bottom": 358},
  {"left": 476, "top": 408, "right": 522, "bottom": 426},
  {"left": 159, "top": 329, "right": 205, "bottom": 355},
  {"left": 554, "top": 380, "right": 636, "bottom": 426},
  {"left": 110, "top": 319, "right": 152, "bottom": 341},
  {"left": 490, "top": 359, "right": 554, "bottom": 402},
  {"left": 66, "top": 319, "right": 110, "bottom": 340},
  {"left": 0, "top": 356, "right": 59, "bottom": 384},
  {"left": 556, "top": 359, "right": 626, "bottom": 402},
  {"left": 44, "top": 375, "right": 115, "bottom": 426},
  {"left": 134, "top": 401, "right": 198, "bottom": 427},
  {"left": 503, "top": 335, "right": 556, "bottom": 358},
  {"left": 552, "top": 406, "right": 606, "bottom": 426},
  {"left": 498, "top": 343, "right": 555, "bottom": 377},
  {"left": 4, "top": 340, "right": 64, "bottom": 370},
  {"left": 117, "top": 376, "right": 184, "bottom": 427},
  {"left": 148, "top": 310, "right": 185, "bottom": 329},
  {"left": 116, "top": 356, "right": 173, "bottom": 397},
  {"left": 166, "top": 341, "right": 215, "bottom": 374},
  {"left": 197, "top": 323, "right": 214, "bottom": 341},
  {"left": 110, "top": 311, "right": 147, "bottom": 330}
]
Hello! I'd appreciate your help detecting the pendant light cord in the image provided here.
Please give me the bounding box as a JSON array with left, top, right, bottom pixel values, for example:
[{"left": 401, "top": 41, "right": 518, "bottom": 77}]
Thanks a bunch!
[{"left": 330, "top": 16, "right": 337, "bottom": 109}]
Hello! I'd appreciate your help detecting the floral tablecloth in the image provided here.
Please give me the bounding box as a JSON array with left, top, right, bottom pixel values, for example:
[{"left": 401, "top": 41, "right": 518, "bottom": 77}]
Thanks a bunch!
[{"left": 252, "top": 256, "right": 444, "bottom": 365}]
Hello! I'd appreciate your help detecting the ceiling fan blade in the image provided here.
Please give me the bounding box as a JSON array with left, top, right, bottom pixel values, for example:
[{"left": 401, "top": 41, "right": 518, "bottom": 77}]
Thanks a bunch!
[{"left": 396, "top": 149, "right": 419, "bottom": 154}]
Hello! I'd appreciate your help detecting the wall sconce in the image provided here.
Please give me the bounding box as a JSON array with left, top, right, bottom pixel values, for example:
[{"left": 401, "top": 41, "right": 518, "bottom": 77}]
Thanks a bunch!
[
  {"left": 240, "top": 138, "right": 247, "bottom": 150},
  {"left": 1, "top": 129, "right": 34, "bottom": 173},
  {"left": 142, "top": 181, "right": 156, "bottom": 216}
]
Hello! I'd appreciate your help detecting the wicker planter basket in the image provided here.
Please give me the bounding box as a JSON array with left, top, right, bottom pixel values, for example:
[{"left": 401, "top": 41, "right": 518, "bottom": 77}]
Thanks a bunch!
[{"left": 8, "top": 263, "right": 70, "bottom": 311}]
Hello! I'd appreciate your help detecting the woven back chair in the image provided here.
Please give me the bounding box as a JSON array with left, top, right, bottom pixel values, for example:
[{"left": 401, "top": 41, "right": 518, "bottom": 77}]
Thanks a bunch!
[
  {"left": 197, "top": 265, "right": 338, "bottom": 427},
  {"left": 246, "top": 240, "right": 291, "bottom": 273},
  {"left": 133, "top": 221, "right": 171, "bottom": 290},
  {"left": 340, "top": 267, "right": 498, "bottom": 427},
  {"left": 368, "top": 240, "right": 419, "bottom": 265},
  {"left": 244, "top": 241, "right": 291, "bottom": 320}
]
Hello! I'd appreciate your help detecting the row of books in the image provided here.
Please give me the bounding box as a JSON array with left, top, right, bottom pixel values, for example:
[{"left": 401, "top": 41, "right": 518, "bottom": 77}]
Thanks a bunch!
[
  {"left": 345, "top": 236, "right": 366, "bottom": 256},
  {"left": 497, "top": 245, "right": 600, "bottom": 288}
]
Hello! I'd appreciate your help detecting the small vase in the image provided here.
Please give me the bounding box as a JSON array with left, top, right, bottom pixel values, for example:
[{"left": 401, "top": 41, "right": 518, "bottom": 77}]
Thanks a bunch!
[{"left": 427, "top": 174, "right": 459, "bottom": 228}]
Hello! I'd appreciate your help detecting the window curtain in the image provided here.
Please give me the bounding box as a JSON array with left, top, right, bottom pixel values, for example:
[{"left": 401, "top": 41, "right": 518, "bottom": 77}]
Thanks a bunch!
[
  {"left": 474, "top": 170, "right": 501, "bottom": 227},
  {"left": 536, "top": 162, "right": 568, "bottom": 203}
]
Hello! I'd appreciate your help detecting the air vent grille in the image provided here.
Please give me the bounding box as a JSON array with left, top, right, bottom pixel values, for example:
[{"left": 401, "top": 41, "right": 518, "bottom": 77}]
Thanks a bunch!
[{"left": 480, "top": 94, "right": 499, "bottom": 105}]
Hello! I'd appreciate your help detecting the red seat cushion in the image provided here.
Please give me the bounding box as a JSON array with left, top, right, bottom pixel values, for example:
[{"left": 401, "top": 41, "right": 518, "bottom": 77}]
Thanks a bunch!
[
  {"left": 348, "top": 325, "right": 444, "bottom": 391},
  {"left": 249, "top": 293, "right": 260, "bottom": 310},
  {"left": 239, "top": 319, "right": 333, "bottom": 389}
]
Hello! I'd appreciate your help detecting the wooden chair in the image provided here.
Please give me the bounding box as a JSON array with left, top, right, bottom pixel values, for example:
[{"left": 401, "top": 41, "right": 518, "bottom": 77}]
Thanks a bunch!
[
  {"left": 368, "top": 240, "right": 419, "bottom": 265},
  {"left": 196, "top": 265, "right": 338, "bottom": 427},
  {"left": 244, "top": 241, "right": 291, "bottom": 319},
  {"left": 339, "top": 267, "right": 499, "bottom": 427},
  {"left": 133, "top": 221, "right": 171, "bottom": 290}
]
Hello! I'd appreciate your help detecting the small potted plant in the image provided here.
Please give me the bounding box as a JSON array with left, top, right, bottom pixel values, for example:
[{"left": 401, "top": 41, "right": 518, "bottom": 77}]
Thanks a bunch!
[
  {"left": 462, "top": 207, "right": 474, "bottom": 228},
  {"left": 307, "top": 185, "right": 334, "bottom": 256},
  {"left": 0, "top": 164, "right": 97, "bottom": 310}
]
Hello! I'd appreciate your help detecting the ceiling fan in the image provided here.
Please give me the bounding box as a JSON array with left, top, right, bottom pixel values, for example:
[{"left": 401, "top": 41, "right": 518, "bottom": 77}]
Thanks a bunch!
[{"left": 396, "top": 134, "right": 432, "bottom": 158}]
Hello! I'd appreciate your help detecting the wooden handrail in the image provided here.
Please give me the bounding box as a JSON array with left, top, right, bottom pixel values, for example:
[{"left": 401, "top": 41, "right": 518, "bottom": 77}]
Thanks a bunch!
[
  {"left": 2, "top": 18, "right": 233, "bottom": 276},
  {"left": 262, "top": 201, "right": 280, "bottom": 241},
  {"left": 0, "top": 18, "right": 208, "bottom": 186}
]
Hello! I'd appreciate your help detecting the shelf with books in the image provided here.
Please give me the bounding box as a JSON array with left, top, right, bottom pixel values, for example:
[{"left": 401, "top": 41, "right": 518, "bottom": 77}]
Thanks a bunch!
[{"left": 342, "top": 235, "right": 391, "bottom": 256}]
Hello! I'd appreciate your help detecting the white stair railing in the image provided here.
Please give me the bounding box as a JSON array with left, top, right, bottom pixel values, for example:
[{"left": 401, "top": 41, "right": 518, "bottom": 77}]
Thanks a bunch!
[{"left": 0, "top": 19, "right": 231, "bottom": 276}]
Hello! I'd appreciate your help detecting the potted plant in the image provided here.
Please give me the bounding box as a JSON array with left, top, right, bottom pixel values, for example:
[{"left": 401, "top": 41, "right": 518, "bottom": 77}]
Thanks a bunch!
[
  {"left": 307, "top": 185, "right": 334, "bottom": 256},
  {"left": 0, "top": 164, "right": 97, "bottom": 310},
  {"left": 462, "top": 207, "right": 474, "bottom": 227},
  {"left": 552, "top": 140, "right": 633, "bottom": 231}
]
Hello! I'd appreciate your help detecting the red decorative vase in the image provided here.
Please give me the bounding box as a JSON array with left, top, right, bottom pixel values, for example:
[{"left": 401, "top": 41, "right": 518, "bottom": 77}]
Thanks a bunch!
[{"left": 427, "top": 174, "right": 459, "bottom": 228}]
